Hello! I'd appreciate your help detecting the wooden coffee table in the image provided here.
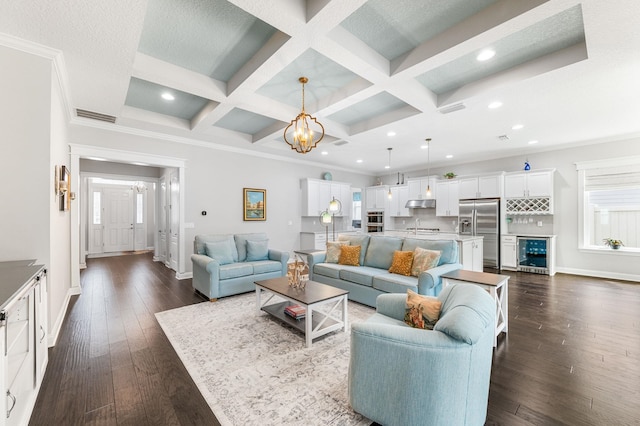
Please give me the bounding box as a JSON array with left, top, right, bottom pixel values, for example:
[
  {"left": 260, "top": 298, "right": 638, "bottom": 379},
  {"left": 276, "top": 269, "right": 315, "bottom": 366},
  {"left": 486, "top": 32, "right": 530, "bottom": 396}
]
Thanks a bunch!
[{"left": 255, "top": 277, "right": 349, "bottom": 348}]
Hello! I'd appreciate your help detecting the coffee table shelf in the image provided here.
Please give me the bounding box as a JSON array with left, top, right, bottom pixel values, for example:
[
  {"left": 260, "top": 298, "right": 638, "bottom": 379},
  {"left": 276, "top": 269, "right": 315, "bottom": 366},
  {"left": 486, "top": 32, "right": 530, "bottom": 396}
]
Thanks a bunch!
[{"left": 261, "top": 301, "right": 340, "bottom": 334}]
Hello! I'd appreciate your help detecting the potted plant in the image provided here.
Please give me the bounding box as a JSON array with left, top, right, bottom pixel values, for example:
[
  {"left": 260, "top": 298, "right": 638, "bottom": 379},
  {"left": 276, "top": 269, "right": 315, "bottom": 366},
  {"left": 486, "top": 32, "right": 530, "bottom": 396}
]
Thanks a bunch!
[
  {"left": 603, "top": 238, "right": 624, "bottom": 249},
  {"left": 443, "top": 172, "right": 456, "bottom": 179}
]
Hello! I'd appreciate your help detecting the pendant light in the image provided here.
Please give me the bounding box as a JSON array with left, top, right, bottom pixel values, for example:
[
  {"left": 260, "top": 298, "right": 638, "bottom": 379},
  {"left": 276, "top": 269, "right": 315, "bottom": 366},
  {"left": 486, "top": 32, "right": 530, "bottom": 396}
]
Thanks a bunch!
[
  {"left": 283, "top": 77, "right": 325, "bottom": 154},
  {"left": 386, "top": 148, "right": 393, "bottom": 199},
  {"left": 425, "top": 138, "right": 432, "bottom": 197}
]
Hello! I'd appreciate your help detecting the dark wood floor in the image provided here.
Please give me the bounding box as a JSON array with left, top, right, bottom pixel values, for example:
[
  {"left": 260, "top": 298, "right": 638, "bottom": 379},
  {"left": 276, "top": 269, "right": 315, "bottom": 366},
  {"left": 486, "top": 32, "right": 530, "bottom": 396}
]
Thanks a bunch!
[{"left": 29, "top": 253, "right": 639, "bottom": 425}]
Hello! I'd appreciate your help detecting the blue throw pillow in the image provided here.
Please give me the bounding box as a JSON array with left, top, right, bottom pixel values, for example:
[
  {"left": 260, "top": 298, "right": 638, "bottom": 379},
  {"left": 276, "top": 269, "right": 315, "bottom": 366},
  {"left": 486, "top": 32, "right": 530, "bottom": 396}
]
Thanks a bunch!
[
  {"left": 205, "top": 240, "right": 234, "bottom": 265},
  {"left": 246, "top": 239, "right": 269, "bottom": 261}
]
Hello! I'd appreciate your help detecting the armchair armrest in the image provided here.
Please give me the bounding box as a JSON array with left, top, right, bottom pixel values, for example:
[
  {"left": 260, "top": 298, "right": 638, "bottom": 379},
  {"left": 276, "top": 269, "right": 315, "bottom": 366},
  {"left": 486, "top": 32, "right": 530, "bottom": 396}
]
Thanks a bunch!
[{"left": 374, "top": 293, "right": 408, "bottom": 321}]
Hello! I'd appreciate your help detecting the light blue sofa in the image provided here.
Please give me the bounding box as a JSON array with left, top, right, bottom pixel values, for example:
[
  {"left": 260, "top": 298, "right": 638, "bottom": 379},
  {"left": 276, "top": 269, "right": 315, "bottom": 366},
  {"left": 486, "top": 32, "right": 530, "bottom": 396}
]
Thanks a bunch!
[
  {"left": 191, "top": 233, "right": 289, "bottom": 301},
  {"left": 307, "top": 234, "right": 461, "bottom": 307},
  {"left": 349, "top": 283, "right": 495, "bottom": 426}
]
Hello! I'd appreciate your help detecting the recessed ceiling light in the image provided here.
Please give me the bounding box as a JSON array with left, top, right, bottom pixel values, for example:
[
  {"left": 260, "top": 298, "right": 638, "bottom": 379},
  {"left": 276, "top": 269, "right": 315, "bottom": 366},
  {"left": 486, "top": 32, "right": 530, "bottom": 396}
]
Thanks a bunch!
[
  {"left": 356, "top": 159, "right": 363, "bottom": 163},
  {"left": 161, "top": 92, "right": 175, "bottom": 101},
  {"left": 488, "top": 101, "right": 502, "bottom": 109},
  {"left": 387, "top": 131, "right": 396, "bottom": 137},
  {"left": 512, "top": 124, "right": 524, "bottom": 130},
  {"left": 384, "top": 165, "right": 390, "bottom": 169},
  {"left": 528, "top": 140, "right": 539, "bottom": 145},
  {"left": 446, "top": 154, "right": 453, "bottom": 159},
  {"left": 321, "top": 151, "right": 328, "bottom": 155},
  {"left": 420, "top": 145, "right": 429, "bottom": 149},
  {"left": 477, "top": 49, "right": 495, "bottom": 61}
]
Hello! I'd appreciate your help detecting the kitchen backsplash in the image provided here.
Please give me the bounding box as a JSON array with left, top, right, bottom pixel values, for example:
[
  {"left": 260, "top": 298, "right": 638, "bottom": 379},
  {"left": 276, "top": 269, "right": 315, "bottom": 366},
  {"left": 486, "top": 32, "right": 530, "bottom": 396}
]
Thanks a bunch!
[{"left": 507, "top": 215, "right": 554, "bottom": 235}]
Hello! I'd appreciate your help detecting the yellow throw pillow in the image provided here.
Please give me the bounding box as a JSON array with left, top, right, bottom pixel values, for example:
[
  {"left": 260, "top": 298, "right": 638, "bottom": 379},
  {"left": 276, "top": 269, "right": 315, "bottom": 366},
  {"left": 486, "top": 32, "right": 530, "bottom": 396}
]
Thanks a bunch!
[
  {"left": 411, "top": 247, "right": 442, "bottom": 277},
  {"left": 326, "top": 241, "right": 349, "bottom": 263},
  {"left": 388, "top": 250, "right": 414, "bottom": 276},
  {"left": 338, "top": 245, "right": 361, "bottom": 266},
  {"left": 404, "top": 289, "right": 442, "bottom": 330}
]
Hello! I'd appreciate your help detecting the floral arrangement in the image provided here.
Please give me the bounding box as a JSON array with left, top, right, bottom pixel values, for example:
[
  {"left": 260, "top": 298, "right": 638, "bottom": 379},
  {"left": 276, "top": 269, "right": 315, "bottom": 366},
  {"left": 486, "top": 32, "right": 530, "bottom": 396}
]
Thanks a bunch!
[
  {"left": 287, "top": 255, "right": 309, "bottom": 289},
  {"left": 602, "top": 238, "right": 623, "bottom": 248}
]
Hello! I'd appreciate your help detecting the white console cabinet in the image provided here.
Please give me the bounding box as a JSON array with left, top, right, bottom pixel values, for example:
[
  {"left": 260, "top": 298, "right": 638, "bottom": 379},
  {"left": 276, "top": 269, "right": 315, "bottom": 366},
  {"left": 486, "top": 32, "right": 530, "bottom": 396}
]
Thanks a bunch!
[{"left": 0, "top": 264, "right": 48, "bottom": 426}]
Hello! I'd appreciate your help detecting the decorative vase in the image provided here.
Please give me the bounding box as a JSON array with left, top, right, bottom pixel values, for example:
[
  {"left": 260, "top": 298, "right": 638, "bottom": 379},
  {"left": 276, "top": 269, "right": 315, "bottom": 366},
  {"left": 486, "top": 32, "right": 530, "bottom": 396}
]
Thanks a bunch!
[{"left": 612, "top": 244, "right": 621, "bottom": 250}]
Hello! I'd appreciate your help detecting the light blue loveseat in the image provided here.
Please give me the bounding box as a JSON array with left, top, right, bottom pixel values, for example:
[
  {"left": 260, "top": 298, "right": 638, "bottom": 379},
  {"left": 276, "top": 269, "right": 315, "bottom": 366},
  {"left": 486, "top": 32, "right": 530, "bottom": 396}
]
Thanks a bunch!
[
  {"left": 349, "top": 283, "right": 495, "bottom": 426},
  {"left": 191, "top": 233, "right": 289, "bottom": 301},
  {"left": 308, "top": 234, "right": 461, "bottom": 307}
]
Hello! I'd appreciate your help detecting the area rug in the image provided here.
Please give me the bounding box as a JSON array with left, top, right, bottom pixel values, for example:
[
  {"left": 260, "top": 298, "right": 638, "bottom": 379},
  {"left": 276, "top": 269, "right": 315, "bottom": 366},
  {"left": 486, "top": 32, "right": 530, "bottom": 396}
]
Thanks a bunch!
[{"left": 155, "top": 292, "right": 375, "bottom": 426}]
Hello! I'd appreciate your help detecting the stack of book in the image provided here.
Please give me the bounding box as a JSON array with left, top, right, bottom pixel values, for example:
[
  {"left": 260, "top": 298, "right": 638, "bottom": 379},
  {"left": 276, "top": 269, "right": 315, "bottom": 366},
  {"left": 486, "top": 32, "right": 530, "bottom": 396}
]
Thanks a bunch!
[{"left": 284, "top": 304, "right": 306, "bottom": 320}]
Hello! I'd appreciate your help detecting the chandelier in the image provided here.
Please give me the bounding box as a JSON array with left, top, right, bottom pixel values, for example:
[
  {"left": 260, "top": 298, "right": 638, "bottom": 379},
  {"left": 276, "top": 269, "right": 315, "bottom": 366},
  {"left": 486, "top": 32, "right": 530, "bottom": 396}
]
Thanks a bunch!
[{"left": 283, "top": 77, "right": 325, "bottom": 154}]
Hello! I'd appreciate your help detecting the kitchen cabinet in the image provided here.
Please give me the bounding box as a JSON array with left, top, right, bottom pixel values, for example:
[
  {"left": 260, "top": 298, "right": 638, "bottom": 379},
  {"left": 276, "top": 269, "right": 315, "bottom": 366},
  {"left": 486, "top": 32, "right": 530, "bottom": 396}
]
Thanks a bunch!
[
  {"left": 300, "top": 232, "right": 328, "bottom": 250},
  {"left": 504, "top": 170, "right": 553, "bottom": 198},
  {"left": 301, "top": 179, "right": 350, "bottom": 216},
  {"left": 0, "top": 264, "right": 48, "bottom": 426},
  {"left": 460, "top": 238, "right": 483, "bottom": 272},
  {"left": 389, "top": 186, "right": 411, "bottom": 217},
  {"left": 365, "top": 186, "right": 389, "bottom": 210},
  {"left": 407, "top": 176, "right": 437, "bottom": 200},
  {"left": 504, "top": 169, "right": 555, "bottom": 214},
  {"left": 458, "top": 174, "right": 503, "bottom": 199},
  {"left": 435, "top": 180, "right": 459, "bottom": 217},
  {"left": 501, "top": 235, "right": 517, "bottom": 270}
]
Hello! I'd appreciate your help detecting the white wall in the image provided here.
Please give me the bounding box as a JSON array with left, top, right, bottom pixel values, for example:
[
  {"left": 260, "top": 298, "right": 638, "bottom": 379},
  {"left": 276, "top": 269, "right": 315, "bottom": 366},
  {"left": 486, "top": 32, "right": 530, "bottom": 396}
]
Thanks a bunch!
[
  {"left": 69, "top": 124, "right": 372, "bottom": 273},
  {"left": 0, "top": 45, "right": 73, "bottom": 343}
]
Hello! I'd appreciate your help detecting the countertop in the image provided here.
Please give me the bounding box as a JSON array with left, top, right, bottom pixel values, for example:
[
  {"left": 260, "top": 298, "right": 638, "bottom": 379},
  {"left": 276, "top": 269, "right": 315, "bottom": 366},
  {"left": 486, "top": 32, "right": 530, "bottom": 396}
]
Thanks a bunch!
[
  {"left": 0, "top": 262, "right": 45, "bottom": 311},
  {"left": 506, "top": 234, "right": 557, "bottom": 238},
  {"left": 383, "top": 230, "right": 483, "bottom": 242}
]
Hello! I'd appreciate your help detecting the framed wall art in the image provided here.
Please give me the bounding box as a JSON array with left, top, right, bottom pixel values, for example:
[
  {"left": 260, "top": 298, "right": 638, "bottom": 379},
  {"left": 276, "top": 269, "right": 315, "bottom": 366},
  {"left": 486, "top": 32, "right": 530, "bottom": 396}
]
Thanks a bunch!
[{"left": 243, "top": 188, "right": 266, "bottom": 221}]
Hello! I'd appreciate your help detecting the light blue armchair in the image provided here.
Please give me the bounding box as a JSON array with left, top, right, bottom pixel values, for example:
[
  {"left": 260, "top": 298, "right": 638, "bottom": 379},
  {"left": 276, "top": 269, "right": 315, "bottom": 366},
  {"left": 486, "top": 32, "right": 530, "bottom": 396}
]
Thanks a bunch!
[{"left": 349, "top": 283, "right": 495, "bottom": 426}]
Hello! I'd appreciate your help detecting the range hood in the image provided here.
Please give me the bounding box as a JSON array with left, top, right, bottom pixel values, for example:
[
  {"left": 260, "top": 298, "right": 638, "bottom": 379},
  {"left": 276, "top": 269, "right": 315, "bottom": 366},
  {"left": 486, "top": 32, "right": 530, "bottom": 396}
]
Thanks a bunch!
[{"left": 405, "top": 199, "right": 436, "bottom": 209}]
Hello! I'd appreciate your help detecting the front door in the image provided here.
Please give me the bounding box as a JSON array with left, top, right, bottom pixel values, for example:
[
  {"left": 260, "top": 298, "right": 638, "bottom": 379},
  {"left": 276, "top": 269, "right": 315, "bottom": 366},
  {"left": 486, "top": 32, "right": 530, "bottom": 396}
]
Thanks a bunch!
[{"left": 103, "top": 187, "right": 134, "bottom": 253}]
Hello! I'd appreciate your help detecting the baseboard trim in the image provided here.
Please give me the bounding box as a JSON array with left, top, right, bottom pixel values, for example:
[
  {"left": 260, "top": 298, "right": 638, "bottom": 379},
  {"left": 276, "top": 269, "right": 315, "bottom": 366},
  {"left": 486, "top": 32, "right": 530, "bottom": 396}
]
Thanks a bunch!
[
  {"left": 556, "top": 267, "right": 640, "bottom": 283},
  {"left": 176, "top": 271, "right": 192, "bottom": 280},
  {"left": 48, "top": 286, "right": 82, "bottom": 347}
]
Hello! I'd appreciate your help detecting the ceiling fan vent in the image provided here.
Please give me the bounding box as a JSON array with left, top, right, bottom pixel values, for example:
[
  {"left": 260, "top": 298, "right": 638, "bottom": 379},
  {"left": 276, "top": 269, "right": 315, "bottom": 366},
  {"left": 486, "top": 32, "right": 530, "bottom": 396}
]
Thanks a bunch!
[
  {"left": 334, "top": 140, "right": 349, "bottom": 146},
  {"left": 437, "top": 102, "right": 466, "bottom": 114},
  {"left": 498, "top": 134, "right": 510, "bottom": 141},
  {"left": 76, "top": 109, "right": 116, "bottom": 123}
]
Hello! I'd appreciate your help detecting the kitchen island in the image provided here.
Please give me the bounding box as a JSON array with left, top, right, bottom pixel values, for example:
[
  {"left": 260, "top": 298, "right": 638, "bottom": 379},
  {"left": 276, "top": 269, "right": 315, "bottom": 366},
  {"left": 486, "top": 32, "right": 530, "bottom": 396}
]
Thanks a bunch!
[{"left": 382, "top": 230, "right": 484, "bottom": 272}]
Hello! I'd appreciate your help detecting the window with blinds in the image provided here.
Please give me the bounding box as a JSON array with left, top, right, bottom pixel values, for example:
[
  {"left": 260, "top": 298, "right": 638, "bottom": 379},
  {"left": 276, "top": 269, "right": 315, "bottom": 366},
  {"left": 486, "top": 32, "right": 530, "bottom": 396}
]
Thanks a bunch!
[{"left": 578, "top": 157, "right": 640, "bottom": 250}]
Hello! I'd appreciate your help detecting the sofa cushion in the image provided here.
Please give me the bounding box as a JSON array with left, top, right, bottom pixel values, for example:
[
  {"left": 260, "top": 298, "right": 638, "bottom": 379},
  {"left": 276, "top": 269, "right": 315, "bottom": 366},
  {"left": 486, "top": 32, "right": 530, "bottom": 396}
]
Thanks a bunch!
[
  {"left": 326, "top": 241, "right": 349, "bottom": 263},
  {"left": 196, "top": 234, "right": 238, "bottom": 261},
  {"left": 339, "top": 266, "right": 389, "bottom": 287},
  {"left": 388, "top": 250, "right": 414, "bottom": 276},
  {"left": 219, "top": 263, "right": 254, "bottom": 280},
  {"left": 205, "top": 240, "right": 236, "bottom": 265},
  {"left": 338, "top": 245, "right": 361, "bottom": 266},
  {"left": 246, "top": 239, "right": 269, "bottom": 261},
  {"left": 234, "top": 233, "right": 269, "bottom": 262},
  {"left": 404, "top": 289, "right": 442, "bottom": 330},
  {"left": 248, "top": 260, "right": 282, "bottom": 274},
  {"left": 338, "top": 234, "right": 370, "bottom": 265},
  {"left": 372, "top": 274, "right": 418, "bottom": 294},
  {"left": 411, "top": 247, "right": 441, "bottom": 277},
  {"left": 402, "top": 238, "right": 458, "bottom": 265},
  {"left": 364, "top": 236, "right": 403, "bottom": 270},
  {"left": 313, "top": 263, "right": 342, "bottom": 279}
]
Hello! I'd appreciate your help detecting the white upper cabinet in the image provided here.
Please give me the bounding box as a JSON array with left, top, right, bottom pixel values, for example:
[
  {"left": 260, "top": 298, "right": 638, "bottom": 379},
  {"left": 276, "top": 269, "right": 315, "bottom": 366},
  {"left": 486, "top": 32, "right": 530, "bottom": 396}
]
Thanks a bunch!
[
  {"left": 504, "top": 170, "right": 553, "bottom": 198},
  {"left": 301, "top": 178, "right": 350, "bottom": 216},
  {"left": 435, "top": 180, "right": 459, "bottom": 217},
  {"left": 458, "top": 174, "right": 503, "bottom": 199},
  {"left": 365, "top": 186, "right": 389, "bottom": 210},
  {"left": 389, "top": 186, "right": 411, "bottom": 217},
  {"left": 407, "top": 176, "right": 437, "bottom": 200}
]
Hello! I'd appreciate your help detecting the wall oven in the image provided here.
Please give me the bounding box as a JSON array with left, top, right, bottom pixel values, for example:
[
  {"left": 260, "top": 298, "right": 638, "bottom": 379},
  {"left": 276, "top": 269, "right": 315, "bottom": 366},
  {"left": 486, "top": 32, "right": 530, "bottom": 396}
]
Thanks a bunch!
[
  {"left": 517, "top": 237, "right": 551, "bottom": 274},
  {"left": 366, "top": 211, "right": 384, "bottom": 233}
]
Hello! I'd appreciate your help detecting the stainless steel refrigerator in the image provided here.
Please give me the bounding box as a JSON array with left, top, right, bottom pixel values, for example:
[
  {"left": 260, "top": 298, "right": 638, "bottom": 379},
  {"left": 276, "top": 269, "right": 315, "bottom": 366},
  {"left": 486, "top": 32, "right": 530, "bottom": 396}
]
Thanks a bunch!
[{"left": 458, "top": 198, "right": 500, "bottom": 269}]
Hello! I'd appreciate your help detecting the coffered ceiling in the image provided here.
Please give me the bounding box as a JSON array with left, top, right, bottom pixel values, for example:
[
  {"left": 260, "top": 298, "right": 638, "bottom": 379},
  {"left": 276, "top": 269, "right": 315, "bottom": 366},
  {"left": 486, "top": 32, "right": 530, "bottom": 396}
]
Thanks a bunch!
[{"left": 1, "top": 0, "right": 639, "bottom": 174}]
